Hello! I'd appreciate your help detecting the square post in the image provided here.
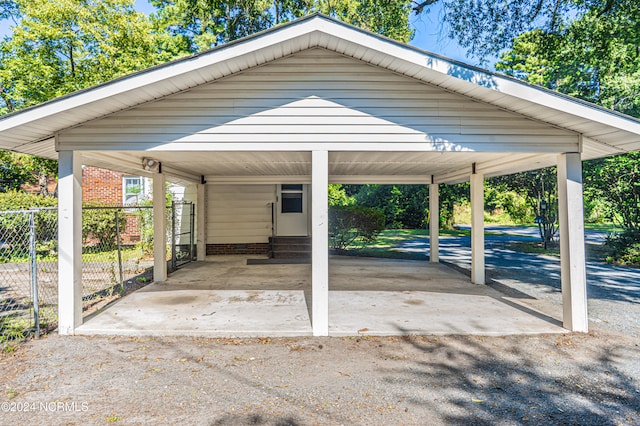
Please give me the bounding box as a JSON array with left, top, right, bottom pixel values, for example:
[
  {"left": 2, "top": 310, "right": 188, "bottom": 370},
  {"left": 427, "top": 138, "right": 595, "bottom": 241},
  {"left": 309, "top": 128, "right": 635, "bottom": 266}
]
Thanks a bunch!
[
  {"left": 470, "top": 172, "right": 485, "bottom": 284},
  {"left": 153, "top": 173, "right": 167, "bottom": 282},
  {"left": 311, "top": 150, "right": 329, "bottom": 336},
  {"left": 557, "top": 152, "right": 588, "bottom": 332},
  {"left": 57, "top": 150, "right": 83, "bottom": 335},
  {"left": 196, "top": 183, "right": 207, "bottom": 261},
  {"left": 429, "top": 182, "right": 439, "bottom": 263}
]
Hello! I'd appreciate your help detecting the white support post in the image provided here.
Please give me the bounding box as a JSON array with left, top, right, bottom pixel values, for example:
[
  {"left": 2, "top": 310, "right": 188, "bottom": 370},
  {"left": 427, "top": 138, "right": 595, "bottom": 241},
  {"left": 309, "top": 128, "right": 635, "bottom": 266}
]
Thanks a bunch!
[
  {"left": 57, "top": 151, "right": 83, "bottom": 335},
  {"left": 557, "top": 153, "right": 588, "bottom": 332},
  {"left": 429, "top": 182, "right": 439, "bottom": 263},
  {"left": 470, "top": 172, "right": 485, "bottom": 284},
  {"left": 196, "top": 183, "right": 206, "bottom": 261},
  {"left": 311, "top": 150, "right": 329, "bottom": 336},
  {"left": 153, "top": 173, "right": 167, "bottom": 282}
]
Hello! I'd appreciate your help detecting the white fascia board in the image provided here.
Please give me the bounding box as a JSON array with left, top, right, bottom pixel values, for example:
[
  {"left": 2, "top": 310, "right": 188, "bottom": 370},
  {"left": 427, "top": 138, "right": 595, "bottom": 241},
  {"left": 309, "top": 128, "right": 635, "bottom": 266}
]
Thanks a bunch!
[{"left": 160, "top": 165, "right": 201, "bottom": 184}]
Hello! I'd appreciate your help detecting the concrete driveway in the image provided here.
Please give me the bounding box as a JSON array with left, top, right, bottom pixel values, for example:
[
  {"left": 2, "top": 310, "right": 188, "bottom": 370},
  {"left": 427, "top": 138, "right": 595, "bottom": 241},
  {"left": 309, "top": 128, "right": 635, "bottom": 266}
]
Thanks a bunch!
[{"left": 76, "top": 256, "right": 564, "bottom": 337}]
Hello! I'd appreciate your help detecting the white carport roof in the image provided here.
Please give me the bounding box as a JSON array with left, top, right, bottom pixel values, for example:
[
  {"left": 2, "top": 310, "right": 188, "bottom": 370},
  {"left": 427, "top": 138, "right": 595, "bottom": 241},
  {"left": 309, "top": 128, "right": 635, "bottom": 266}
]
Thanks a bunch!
[{"left": 1, "top": 13, "right": 640, "bottom": 183}]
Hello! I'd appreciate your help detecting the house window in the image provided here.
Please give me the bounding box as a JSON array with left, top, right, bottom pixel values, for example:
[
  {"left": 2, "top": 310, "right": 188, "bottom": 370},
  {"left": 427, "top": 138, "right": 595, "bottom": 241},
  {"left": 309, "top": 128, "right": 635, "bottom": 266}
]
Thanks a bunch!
[
  {"left": 281, "top": 184, "right": 303, "bottom": 213},
  {"left": 123, "top": 176, "right": 142, "bottom": 205}
]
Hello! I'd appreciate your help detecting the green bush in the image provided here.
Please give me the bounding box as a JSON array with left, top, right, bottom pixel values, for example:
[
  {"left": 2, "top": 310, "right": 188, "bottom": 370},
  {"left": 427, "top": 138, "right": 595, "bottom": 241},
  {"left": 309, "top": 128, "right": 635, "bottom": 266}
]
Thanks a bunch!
[
  {"left": 604, "top": 230, "right": 640, "bottom": 266},
  {"left": 329, "top": 205, "right": 385, "bottom": 251},
  {"left": 0, "top": 190, "right": 57, "bottom": 210},
  {"left": 82, "top": 202, "right": 127, "bottom": 251},
  {"left": 0, "top": 191, "right": 57, "bottom": 260}
]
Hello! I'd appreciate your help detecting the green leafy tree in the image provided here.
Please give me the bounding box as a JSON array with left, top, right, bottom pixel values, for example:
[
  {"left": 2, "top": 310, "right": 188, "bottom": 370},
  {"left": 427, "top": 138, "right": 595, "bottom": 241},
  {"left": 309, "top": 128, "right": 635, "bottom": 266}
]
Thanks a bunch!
[
  {"left": 494, "top": 0, "right": 640, "bottom": 255},
  {"left": 412, "top": 0, "right": 627, "bottom": 61},
  {"left": 150, "top": 0, "right": 413, "bottom": 53},
  {"left": 0, "top": 151, "right": 57, "bottom": 194},
  {"left": 496, "top": 0, "right": 640, "bottom": 116},
  {"left": 439, "top": 182, "right": 468, "bottom": 229},
  {"left": 0, "top": 0, "right": 176, "bottom": 113},
  {"left": 328, "top": 184, "right": 354, "bottom": 207},
  {"left": 585, "top": 153, "right": 640, "bottom": 232},
  {"left": 490, "top": 170, "right": 558, "bottom": 245}
]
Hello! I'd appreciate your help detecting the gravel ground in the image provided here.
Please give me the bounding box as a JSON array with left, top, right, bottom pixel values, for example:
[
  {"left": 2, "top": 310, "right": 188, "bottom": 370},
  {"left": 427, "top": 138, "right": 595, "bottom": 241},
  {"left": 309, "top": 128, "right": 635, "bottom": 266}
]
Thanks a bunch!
[
  {"left": 2, "top": 229, "right": 640, "bottom": 426},
  {"left": 1, "top": 330, "right": 639, "bottom": 425}
]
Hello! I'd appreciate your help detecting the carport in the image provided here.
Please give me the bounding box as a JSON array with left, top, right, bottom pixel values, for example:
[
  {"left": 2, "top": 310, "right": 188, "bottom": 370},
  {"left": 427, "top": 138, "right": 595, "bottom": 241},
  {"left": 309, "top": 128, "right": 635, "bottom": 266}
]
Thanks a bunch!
[{"left": 1, "top": 14, "right": 640, "bottom": 336}]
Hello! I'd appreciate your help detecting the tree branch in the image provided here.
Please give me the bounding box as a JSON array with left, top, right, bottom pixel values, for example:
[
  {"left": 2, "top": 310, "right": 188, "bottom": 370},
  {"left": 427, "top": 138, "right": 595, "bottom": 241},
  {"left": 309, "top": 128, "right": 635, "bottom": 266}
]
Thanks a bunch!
[{"left": 412, "top": 0, "right": 440, "bottom": 14}]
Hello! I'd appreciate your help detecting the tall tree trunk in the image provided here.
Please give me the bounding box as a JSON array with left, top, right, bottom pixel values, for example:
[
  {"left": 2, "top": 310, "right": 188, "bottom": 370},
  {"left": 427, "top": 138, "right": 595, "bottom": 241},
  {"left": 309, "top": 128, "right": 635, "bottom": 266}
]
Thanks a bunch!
[{"left": 38, "top": 170, "right": 49, "bottom": 196}]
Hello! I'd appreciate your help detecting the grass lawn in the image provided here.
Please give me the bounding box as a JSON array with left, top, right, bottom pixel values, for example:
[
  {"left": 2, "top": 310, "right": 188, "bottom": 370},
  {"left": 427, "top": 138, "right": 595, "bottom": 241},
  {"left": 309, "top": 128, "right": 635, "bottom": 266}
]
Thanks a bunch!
[{"left": 348, "top": 229, "right": 467, "bottom": 260}]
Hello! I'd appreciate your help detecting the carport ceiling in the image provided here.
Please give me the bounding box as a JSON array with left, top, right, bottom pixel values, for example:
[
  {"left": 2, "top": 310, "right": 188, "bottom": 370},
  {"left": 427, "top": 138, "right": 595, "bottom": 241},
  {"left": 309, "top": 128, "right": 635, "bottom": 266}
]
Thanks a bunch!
[{"left": 83, "top": 150, "right": 556, "bottom": 184}]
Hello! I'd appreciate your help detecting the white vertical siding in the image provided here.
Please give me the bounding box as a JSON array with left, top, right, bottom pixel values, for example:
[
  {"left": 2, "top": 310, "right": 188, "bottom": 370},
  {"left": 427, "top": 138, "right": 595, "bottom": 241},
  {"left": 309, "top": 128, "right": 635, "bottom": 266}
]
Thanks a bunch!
[{"left": 207, "top": 185, "right": 275, "bottom": 244}]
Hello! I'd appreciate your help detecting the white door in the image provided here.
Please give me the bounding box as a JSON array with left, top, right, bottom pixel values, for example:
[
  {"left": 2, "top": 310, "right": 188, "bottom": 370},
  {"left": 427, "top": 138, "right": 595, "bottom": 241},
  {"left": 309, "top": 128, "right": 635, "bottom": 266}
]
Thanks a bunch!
[{"left": 276, "top": 184, "right": 308, "bottom": 236}]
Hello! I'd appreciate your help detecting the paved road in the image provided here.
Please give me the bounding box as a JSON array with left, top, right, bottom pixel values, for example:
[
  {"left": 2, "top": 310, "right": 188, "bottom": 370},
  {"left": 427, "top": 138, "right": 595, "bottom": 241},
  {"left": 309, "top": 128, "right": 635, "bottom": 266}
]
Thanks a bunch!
[{"left": 395, "top": 225, "right": 640, "bottom": 337}]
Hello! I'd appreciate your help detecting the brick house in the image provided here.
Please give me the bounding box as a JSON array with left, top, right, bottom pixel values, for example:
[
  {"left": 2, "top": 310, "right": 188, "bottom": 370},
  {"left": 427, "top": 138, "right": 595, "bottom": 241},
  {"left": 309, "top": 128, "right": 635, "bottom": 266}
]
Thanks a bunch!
[{"left": 82, "top": 166, "right": 151, "bottom": 244}]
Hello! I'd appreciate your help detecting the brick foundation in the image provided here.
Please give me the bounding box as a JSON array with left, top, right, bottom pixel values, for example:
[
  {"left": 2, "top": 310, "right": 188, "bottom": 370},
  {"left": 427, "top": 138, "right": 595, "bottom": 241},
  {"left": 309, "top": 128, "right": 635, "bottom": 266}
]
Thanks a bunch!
[{"left": 206, "top": 243, "right": 270, "bottom": 256}]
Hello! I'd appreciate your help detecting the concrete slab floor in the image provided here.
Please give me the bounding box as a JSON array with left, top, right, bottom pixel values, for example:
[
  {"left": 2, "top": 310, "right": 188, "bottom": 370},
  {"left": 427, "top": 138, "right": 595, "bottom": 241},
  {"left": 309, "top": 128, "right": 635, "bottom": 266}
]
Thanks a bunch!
[{"left": 75, "top": 256, "right": 565, "bottom": 337}]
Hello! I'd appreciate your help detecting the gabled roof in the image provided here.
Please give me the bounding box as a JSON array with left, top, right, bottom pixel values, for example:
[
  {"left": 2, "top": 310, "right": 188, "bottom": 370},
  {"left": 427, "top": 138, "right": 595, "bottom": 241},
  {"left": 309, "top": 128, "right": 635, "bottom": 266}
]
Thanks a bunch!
[{"left": 1, "top": 13, "right": 640, "bottom": 161}]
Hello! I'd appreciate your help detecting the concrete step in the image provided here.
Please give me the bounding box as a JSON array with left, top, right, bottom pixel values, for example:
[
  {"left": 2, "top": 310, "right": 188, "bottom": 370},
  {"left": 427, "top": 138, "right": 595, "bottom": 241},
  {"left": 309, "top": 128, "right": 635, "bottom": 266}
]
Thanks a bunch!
[
  {"left": 269, "top": 236, "right": 312, "bottom": 259},
  {"left": 271, "top": 243, "right": 311, "bottom": 251}
]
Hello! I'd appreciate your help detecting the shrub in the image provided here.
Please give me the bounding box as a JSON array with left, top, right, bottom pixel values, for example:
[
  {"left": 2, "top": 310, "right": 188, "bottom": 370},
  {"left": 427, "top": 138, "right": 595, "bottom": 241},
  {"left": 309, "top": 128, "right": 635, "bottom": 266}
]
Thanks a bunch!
[
  {"left": 0, "top": 191, "right": 57, "bottom": 260},
  {"left": 82, "top": 202, "right": 127, "bottom": 251},
  {"left": 604, "top": 230, "right": 640, "bottom": 266},
  {"left": 329, "top": 205, "right": 385, "bottom": 251},
  {"left": 0, "top": 190, "right": 57, "bottom": 210}
]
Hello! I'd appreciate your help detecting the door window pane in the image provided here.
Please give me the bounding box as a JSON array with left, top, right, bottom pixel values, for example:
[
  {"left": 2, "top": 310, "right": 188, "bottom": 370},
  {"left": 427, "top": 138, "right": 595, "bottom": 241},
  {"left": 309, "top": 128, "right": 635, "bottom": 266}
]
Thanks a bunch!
[{"left": 281, "top": 192, "right": 303, "bottom": 213}]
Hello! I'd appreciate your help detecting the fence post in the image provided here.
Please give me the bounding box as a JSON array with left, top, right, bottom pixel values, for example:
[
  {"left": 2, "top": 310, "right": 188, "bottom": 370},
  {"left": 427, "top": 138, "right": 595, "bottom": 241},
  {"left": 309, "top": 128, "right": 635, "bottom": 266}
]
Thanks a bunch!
[
  {"left": 190, "top": 203, "right": 195, "bottom": 261},
  {"left": 29, "top": 211, "right": 40, "bottom": 339},
  {"left": 115, "top": 210, "right": 124, "bottom": 294},
  {"left": 171, "top": 202, "right": 176, "bottom": 271}
]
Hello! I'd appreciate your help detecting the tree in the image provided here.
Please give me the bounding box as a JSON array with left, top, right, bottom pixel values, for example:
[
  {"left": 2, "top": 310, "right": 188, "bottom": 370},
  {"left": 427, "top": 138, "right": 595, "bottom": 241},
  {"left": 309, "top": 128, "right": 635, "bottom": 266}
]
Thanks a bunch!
[
  {"left": 328, "top": 184, "right": 355, "bottom": 207},
  {"left": 0, "top": 0, "right": 177, "bottom": 114},
  {"left": 494, "top": 0, "right": 640, "bottom": 250},
  {"left": 585, "top": 153, "right": 640, "bottom": 232},
  {"left": 412, "top": 0, "right": 627, "bottom": 61},
  {"left": 150, "top": 0, "right": 414, "bottom": 53},
  {"left": 496, "top": 0, "right": 640, "bottom": 116},
  {"left": 0, "top": 151, "right": 57, "bottom": 194},
  {"left": 490, "top": 170, "right": 558, "bottom": 246}
]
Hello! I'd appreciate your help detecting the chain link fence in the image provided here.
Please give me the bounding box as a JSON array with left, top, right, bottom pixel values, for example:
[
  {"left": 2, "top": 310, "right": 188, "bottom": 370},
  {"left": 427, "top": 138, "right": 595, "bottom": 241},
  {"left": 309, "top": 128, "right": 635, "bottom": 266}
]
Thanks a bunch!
[
  {"left": 1, "top": 202, "right": 195, "bottom": 348},
  {"left": 0, "top": 208, "right": 58, "bottom": 345},
  {"left": 81, "top": 206, "right": 155, "bottom": 313}
]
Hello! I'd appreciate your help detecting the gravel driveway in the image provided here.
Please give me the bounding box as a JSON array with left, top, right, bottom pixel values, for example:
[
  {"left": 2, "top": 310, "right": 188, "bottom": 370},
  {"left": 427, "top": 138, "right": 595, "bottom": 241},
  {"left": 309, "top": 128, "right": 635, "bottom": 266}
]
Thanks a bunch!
[
  {"left": 1, "top": 331, "right": 639, "bottom": 425},
  {"left": 1, "top": 226, "right": 639, "bottom": 425}
]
